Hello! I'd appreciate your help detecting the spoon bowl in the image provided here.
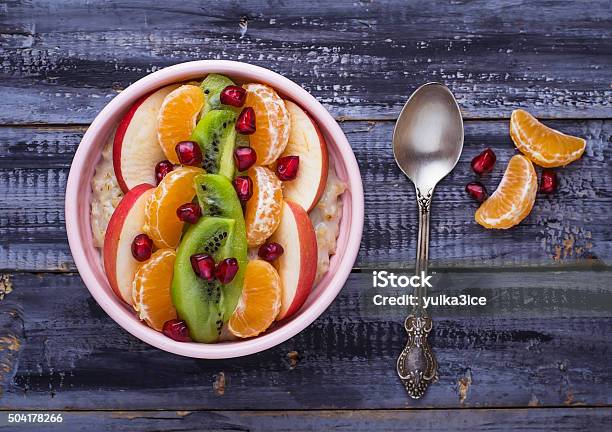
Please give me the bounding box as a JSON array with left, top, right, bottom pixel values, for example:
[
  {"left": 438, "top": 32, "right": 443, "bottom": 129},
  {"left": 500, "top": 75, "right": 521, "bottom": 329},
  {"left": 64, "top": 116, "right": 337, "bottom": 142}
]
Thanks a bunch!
[{"left": 393, "top": 83, "right": 464, "bottom": 193}]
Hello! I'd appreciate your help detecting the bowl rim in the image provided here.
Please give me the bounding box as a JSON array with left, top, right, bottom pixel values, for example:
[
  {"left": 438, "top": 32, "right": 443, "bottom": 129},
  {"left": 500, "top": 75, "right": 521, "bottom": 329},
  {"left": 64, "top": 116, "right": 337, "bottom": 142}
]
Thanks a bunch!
[{"left": 65, "top": 60, "right": 364, "bottom": 358}]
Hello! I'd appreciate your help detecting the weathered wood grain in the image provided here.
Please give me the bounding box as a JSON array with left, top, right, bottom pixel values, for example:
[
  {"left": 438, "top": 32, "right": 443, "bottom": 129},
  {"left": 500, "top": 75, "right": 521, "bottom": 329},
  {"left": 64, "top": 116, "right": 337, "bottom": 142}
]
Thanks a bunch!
[
  {"left": 1, "top": 120, "right": 610, "bottom": 271},
  {"left": 0, "top": 270, "right": 610, "bottom": 410},
  {"left": 3, "top": 408, "right": 611, "bottom": 432},
  {"left": 1, "top": 0, "right": 610, "bottom": 422},
  {"left": 0, "top": 0, "right": 611, "bottom": 123}
]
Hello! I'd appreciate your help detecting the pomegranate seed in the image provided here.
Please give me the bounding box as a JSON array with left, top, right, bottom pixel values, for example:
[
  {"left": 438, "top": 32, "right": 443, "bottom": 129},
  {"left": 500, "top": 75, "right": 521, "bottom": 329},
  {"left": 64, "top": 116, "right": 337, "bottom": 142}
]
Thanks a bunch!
[
  {"left": 220, "top": 85, "right": 247, "bottom": 107},
  {"left": 471, "top": 148, "right": 497, "bottom": 175},
  {"left": 162, "top": 319, "right": 191, "bottom": 342},
  {"left": 177, "top": 202, "right": 202, "bottom": 224},
  {"left": 131, "top": 234, "right": 153, "bottom": 262},
  {"left": 276, "top": 155, "right": 300, "bottom": 181},
  {"left": 155, "top": 160, "right": 174, "bottom": 185},
  {"left": 216, "top": 258, "right": 239, "bottom": 284},
  {"left": 236, "top": 107, "right": 256, "bottom": 135},
  {"left": 234, "top": 146, "right": 257, "bottom": 172},
  {"left": 540, "top": 169, "right": 558, "bottom": 194},
  {"left": 258, "top": 242, "right": 284, "bottom": 262},
  {"left": 175, "top": 141, "right": 202, "bottom": 166},
  {"left": 233, "top": 176, "right": 253, "bottom": 202},
  {"left": 465, "top": 182, "right": 488, "bottom": 203},
  {"left": 190, "top": 253, "right": 216, "bottom": 281}
]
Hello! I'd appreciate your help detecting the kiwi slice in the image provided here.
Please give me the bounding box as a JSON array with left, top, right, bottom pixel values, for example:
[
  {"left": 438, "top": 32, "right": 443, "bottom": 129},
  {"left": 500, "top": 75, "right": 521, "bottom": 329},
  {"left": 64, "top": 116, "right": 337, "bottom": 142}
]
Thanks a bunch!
[
  {"left": 195, "top": 173, "right": 246, "bottom": 228},
  {"left": 194, "top": 173, "right": 248, "bottom": 315},
  {"left": 191, "top": 109, "right": 237, "bottom": 179},
  {"left": 171, "top": 217, "right": 246, "bottom": 343},
  {"left": 200, "top": 73, "right": 235, "bottom": 115}
]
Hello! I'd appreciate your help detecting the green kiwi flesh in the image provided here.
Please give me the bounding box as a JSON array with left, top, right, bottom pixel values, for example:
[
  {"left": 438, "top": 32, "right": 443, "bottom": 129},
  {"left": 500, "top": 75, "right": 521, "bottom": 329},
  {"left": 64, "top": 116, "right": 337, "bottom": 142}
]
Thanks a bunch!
[
  {"left": 191, "top": 109, "right": 237, "bottom": 179},
  {"left": 200, "top": 73, "right": 235, "bottom": 115},
  {"left": 195, "top": 173, "right": 246, "bottom": 234}
]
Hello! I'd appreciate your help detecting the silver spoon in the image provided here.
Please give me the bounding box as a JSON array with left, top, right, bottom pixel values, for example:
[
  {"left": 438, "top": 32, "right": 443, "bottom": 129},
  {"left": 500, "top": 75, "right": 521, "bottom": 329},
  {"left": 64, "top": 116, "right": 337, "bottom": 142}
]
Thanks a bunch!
[{"left": 392, "top": 82, "right": 464, "bottom": 399}]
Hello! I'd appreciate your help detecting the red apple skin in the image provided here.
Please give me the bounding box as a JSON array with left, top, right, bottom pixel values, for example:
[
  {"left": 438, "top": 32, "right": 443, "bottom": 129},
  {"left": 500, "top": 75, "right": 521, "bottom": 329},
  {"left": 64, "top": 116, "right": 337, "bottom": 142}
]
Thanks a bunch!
[
  {"left": 113, "top": 85, "right": 179, "bottom": 193},
  {"left": 282, "top": 100, "right": 328, "bottom": 212},
  {"left": 113, "top": 92, "right": 151, "bottom": 192},
  {"left": 273, "top": 200, "right": 318, "bottom": 320},
  {"left": 103, "top": 183, "right": 154, "bottom": 303},
  {"left": 306, "top": 111, "right": 329, "bottom": 211}
]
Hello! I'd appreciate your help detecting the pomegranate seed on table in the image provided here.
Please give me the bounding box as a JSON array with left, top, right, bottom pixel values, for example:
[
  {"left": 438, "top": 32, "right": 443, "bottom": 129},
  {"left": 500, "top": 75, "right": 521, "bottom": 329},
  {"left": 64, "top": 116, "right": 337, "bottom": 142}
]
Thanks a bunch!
[
  {"left": 175, "top": 141, "right": 203, "bottom": 166},
  {"left": 258, "top": 242, "right": 284, "bottom": 262},
  {"left": 540, "top": 169, "right": 558, "bottom": 194},
  {"left": 233, "top": 176, "right": 253, "bottom": 202},
  {"left": 465, "top": 182, "right": 488, "bottom": 202},
  {"left": 162, "top": 319, "right": 192, "bottom": 342},
  {"left": 276, "top": 155, "right": 299, "bottom": 181},
  {"left": 471, "top": 148, "right": 496, "bottom": 175},
  {"left": 220, "top": 85, "right": 247, "bottom": 107},
  {"left": 236, "top": 107, "right": 256, "bottom": 135},
  {"left": 216, "top": 258, "right": 239, "bottom": 284},
  {"left": 234, "top": 146, "right": 257, "bottom": 171},
  {"left": 131, "top": 233, "right": 153, "bottom": 262},
  {"left": 176, "top": 202, "right": 202, "bottom": 224},
  {"left": 190, "top": 253, "right": 216, "bottom": 281},
  {"left": 155, "top": 160, "right": 174, "bottom": 185}
]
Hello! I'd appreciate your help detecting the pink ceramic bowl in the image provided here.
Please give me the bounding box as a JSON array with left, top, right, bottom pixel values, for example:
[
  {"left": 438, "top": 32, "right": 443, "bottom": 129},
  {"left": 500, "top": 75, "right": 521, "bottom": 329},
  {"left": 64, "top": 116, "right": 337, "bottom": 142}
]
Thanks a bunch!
[{"left": 66, "top": 60, "right": 364, "bottom": 358}]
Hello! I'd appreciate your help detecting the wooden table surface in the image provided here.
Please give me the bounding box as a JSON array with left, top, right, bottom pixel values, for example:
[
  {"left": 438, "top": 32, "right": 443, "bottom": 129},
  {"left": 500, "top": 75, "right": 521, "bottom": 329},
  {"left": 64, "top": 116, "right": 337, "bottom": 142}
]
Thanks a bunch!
[{"left": 1, "top": 1, "right": 611, "bottom": 430}]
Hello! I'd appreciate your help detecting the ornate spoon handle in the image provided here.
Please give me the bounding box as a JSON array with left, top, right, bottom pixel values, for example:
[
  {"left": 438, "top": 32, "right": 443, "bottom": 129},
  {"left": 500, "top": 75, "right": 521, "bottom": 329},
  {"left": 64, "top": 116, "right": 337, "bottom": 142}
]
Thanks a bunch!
[{"left": 396, "top": 187, "right": 438, "bottom": 399}]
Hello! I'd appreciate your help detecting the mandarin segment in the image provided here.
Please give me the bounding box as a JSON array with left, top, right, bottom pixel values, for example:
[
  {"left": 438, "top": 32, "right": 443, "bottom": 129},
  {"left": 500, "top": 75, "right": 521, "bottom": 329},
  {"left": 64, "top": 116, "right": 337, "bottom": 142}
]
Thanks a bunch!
[
  {"left": 228, "top": 259, "right": 282, "bottom": 338},
  {"left": 244, "top": 166, "right": 283, "bottom": 247},
  {"left": 157, "top": 85, "right": 205, "bottom": 163},
  {"left": 132, "top": 248, "right": 177, "bottom": 331},
  {"left": 243, "top": 83, "right": 290, "bottom": 165},
  {"left": 475, "top": 154, "right": 537, "bottom": 229},
  {"left": 143, "top": 166, "right": 204, "bottom": 249},
  {"left": 510, "top": 109, "right": 586, "bottom": 168}
]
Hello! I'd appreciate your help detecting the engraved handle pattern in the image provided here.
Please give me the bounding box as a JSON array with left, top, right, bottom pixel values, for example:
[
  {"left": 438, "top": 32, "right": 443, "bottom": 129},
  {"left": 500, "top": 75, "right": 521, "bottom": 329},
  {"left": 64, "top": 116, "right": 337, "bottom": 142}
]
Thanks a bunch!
[
  {"left": 397, "top": 315, "right": 437, "bottom": 399},
  {"left": 396, "top": 187, "right": 438, "bottom": 399}
]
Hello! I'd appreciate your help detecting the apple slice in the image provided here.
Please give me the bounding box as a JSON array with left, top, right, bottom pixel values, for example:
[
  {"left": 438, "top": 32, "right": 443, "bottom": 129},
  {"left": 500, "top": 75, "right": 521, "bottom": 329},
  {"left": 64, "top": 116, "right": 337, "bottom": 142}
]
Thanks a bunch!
[
  {"left": 113, "top": 84, "right": 179, "bottom": 192},
  {"left": 103, "top": 183, "right": 154, "bottom": 304},
  {"left": 269, "top": 200, "right": 318, "bottom": 320},
  {"left": 281, "top": 100, "right": 329, "bottom": 212}
]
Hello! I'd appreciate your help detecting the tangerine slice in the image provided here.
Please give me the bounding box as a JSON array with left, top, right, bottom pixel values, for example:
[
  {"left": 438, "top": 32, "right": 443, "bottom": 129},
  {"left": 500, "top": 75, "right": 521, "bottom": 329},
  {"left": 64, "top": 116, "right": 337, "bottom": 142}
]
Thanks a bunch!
[
  {"left": 475, "top": 154, "right": 537, "bottom": 229},
  {"left": 510, "top": 109, "right": 586, "bottom": 168},
  {"left": 157, "top": 85, "right": 204, "bottom": 163},
  {"left": 244, "top": 166, "right": 283, "bottom": 247},
  {"left": 228, "top": 260, "right": 281, "bottom": 338},
  {"left": 243, "top": 83, "right": 290, "bottom": 165},
  {"left": 143, "top": 166, "right": 204, "bottom": 249},
  {"left": 132, "top": 248, "right": 177, "bottom": 331}
]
